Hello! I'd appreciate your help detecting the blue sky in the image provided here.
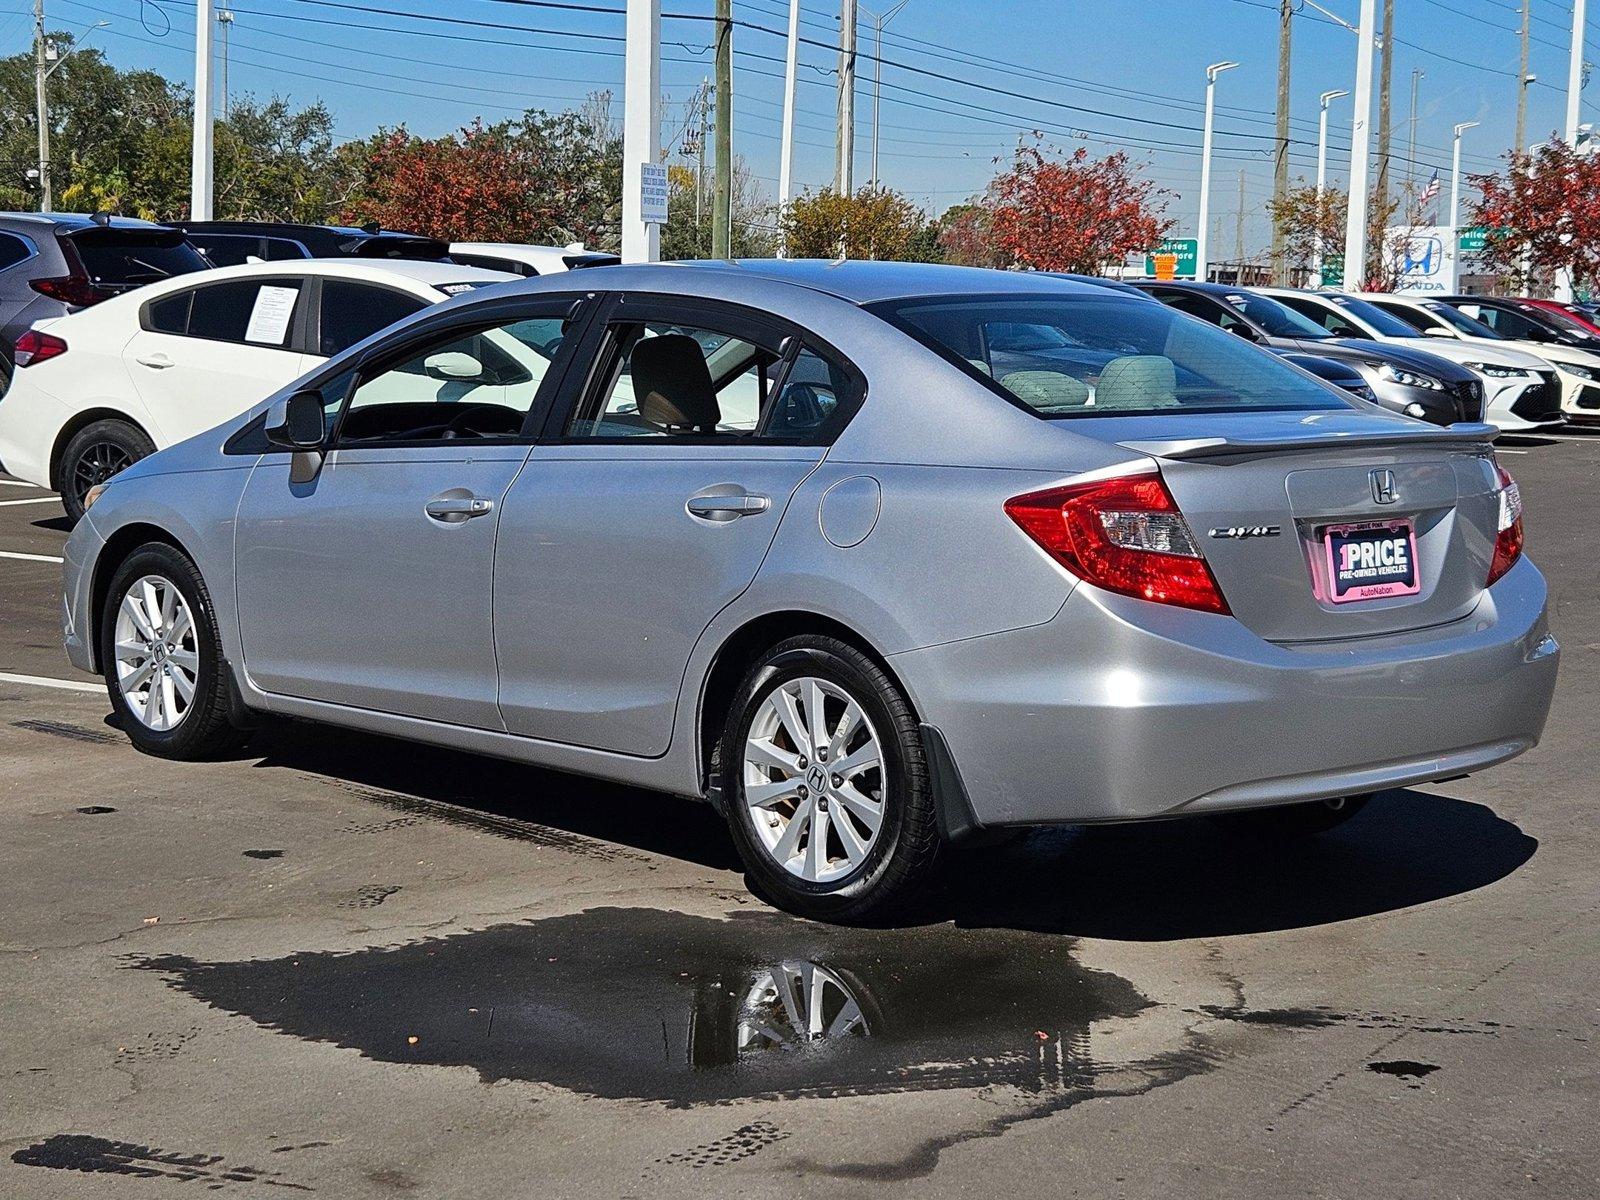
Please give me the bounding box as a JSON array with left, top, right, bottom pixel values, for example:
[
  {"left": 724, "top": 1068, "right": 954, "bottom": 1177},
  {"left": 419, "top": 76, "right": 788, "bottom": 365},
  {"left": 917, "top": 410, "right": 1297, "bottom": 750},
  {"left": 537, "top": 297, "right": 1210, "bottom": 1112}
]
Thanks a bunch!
[{"left": 1, "top": 0, "right": 1594, "bottom": 257}]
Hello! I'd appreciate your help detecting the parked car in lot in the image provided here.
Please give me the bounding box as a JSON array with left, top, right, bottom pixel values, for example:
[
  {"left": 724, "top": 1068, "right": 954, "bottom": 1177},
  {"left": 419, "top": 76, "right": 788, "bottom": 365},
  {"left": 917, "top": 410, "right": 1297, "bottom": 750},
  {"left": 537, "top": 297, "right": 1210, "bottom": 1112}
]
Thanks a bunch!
[
  {"left": 62, "top": 262, "right": 1559, "bottom": 921},
  {"left": 0, "top": 258, "right": 517, "bottom": 520},
  {"left": 1355, "top": 291, "right": 1600, "bottom": 420},
  {"left": 1517, "top": 295, "right": 1600, "bottom": 338},
  {"left": 1258, "top": 287, "right": 1565, "bottom": 432},
  {"left": 1135, "top": 280, "right": 1482, "bottom": 425},
  {"left": 170, "top": 220, "right": 450, "bottom": 266},
  {"left": 450, "top": 241, "right": 621, "bottom": 276},
  {"left": 1271, "top": 350, "right": 1377, "bottom": 401},
  {"left": 0, "top": 212, "right": 210, "bottom": 387}
]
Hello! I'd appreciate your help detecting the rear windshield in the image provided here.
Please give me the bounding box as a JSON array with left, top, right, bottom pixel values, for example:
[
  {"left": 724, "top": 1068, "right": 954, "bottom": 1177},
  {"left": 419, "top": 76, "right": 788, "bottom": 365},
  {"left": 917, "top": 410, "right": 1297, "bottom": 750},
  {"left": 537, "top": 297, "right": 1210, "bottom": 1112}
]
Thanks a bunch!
[
  {"left": 353, "top": 236, "right": 450, "bottom": 261},
  {"left": 564, "top": 253, "right": 621, "bottom": 270},
  {"left": 66, "top": 228, "right": 209, "bottom": 290},
  {"left": 871, "top": 295, "right": 1352, "bottom": 418}
]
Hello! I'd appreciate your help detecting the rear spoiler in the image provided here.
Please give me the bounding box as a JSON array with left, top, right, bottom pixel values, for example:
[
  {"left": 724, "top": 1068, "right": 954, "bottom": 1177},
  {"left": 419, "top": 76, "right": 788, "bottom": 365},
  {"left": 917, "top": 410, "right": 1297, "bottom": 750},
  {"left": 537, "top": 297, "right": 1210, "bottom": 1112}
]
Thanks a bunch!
[{"left": 1120, "top": 421, "right": 1499, "bottom": 461}]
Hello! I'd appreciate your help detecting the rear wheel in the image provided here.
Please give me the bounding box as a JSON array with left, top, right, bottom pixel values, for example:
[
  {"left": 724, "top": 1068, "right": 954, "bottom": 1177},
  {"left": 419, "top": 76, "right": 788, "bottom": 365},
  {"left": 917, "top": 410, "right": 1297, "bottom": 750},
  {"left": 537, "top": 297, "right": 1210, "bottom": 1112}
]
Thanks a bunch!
[
  {"left": 59, "top": 419, "right": 153, "bottom": 523},
  {"left": 100, "top": 542, "right": 246, "bottom": 760},
  {"left": 1210, "top": 793, "right": 1371, "bottom": 837},
  {"left": 719, "top": 636, "right": 940, "bottom": 923}
]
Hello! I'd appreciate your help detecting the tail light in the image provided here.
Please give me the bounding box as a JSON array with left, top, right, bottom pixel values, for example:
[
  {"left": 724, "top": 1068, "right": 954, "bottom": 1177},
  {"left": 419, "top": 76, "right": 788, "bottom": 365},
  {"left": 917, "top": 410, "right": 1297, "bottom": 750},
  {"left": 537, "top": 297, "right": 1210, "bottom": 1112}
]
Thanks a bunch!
[
  {"left": 1004, "top": 471, "right": 1230, "bottom": 614},
  {"left": 12, "top": 328, "right": 67, "bottom": 367},
  {"left": 1487, "top": 464, "right": 1523, "bottom": 586},
  {"left": 29, "top": 274, "right": 112, "bottom": 307}
]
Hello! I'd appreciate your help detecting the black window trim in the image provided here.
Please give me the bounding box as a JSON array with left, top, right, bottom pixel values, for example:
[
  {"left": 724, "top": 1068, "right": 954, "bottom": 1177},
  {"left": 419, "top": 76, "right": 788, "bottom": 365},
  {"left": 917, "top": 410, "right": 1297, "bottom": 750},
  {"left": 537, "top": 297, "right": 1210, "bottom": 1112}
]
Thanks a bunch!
[
  {"left": 308, "top": 275, "right": 434, "bottom": 361},
  {"left": 539, "top": 292, "right": 867, "bottom": 448},
  {"left": 318, "top": 291, "right": 599, "bottom": 452},
  {"left": 137, "top": 274, "right": 314, "bottom": 353}
]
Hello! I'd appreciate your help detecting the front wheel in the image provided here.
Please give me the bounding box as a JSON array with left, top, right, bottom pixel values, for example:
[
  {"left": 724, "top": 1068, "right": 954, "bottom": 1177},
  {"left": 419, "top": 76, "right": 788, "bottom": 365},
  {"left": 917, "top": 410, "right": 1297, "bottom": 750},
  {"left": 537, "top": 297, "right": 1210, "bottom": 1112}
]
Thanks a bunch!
[
  {"left": 1209, "top": 793, "right": 1371, "bottom": 837},
  {"left": 719, "top": 635, "right": 940, "bottom": 923},
  {"left": 59, "top": 419, "right": 154, "bottom": 523},
  {"left": 100, "top": 542, "right": 246, "bottom": 760}
]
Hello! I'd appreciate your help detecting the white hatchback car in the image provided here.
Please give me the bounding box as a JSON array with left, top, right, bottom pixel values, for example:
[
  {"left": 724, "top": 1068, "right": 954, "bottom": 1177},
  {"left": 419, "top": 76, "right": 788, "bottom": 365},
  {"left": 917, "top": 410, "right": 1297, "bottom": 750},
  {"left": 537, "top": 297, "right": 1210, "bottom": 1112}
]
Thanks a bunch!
[{"left": 0, "top": 258, "right": 516, "bottom": 520}]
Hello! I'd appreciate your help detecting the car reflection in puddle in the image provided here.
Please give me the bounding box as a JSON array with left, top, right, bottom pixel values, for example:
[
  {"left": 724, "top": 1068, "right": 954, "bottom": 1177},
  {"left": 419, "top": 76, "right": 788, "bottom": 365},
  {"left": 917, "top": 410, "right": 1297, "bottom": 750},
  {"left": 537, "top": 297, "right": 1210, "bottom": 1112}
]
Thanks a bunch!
[{"left": 136, "top": 907, "right": 1211, "bottom": 1105}]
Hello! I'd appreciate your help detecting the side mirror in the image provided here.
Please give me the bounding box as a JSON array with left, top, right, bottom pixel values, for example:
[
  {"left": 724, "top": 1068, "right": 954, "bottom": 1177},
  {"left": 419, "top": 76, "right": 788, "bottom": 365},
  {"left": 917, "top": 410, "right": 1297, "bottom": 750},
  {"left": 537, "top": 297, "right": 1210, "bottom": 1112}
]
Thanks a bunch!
[
  {"left": 424, "top": 350, "right": 483, "bottom": 380},
  {"left": 264, "top": 390, "right": 326, "bottom": 451}
]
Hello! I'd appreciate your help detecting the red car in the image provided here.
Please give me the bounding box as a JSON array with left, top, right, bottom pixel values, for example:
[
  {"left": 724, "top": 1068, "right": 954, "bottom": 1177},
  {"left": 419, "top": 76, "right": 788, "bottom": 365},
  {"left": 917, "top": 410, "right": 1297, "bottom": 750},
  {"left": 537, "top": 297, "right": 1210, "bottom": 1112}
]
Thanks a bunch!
[{"left": 1518, "top": 296, "right": 1600, "bottom": 338}]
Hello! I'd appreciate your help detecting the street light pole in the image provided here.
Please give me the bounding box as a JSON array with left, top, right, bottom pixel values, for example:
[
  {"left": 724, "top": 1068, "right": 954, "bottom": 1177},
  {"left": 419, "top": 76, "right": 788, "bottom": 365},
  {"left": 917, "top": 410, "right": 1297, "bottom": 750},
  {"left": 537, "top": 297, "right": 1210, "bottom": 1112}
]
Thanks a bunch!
[
  {"left": 621, "top": 0, "right": 661, "bottom": 263},
  {"left": 190, "top": 0, "right": 214, "bottom": 220},
  {"left": 866, "top": 0, "right": 910, "bottom": 190},
  {"left": 1342, "top": 0, "right": 1379, "bottom": 292},
  {"left": 1449, "top": 121, "right": 1478, "bottom": 233},
  {"left": 1556, "top": 0, "right": 1587, "bottom": 301},
  {"left": 777, "top": 0, "right": 800, "bottom": 243},
  {"left": 1196, "top": 60, "right": 1238, "bottom": 285},
  {"left": 1313, "top": 88, "right": 1348, "bottom": 286}
]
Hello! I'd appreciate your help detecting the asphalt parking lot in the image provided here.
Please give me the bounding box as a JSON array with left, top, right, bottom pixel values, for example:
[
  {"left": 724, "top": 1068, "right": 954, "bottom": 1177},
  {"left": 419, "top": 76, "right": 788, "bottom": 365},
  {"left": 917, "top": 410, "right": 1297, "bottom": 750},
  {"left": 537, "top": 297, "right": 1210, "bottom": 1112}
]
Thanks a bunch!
[{"left": 2, "top": 434, "right": 1598, "bottom": 1199}]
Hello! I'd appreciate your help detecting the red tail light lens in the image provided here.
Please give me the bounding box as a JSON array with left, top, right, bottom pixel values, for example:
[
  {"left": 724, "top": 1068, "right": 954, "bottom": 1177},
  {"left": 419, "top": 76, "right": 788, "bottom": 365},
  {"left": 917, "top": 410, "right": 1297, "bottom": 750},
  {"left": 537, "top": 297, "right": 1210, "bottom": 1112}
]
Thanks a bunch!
[
  {"left": 1004, "top": 471, "right": 1230, "bottom": 614},
  {"left": 29, "top": 274, "right": 112, "bottom": 307},
  {"left": 1487, "top": 464, "right": 1523, "bottom": 586},
  {"left": 12, "top": 328, "right": 68, "bottom": 367}
]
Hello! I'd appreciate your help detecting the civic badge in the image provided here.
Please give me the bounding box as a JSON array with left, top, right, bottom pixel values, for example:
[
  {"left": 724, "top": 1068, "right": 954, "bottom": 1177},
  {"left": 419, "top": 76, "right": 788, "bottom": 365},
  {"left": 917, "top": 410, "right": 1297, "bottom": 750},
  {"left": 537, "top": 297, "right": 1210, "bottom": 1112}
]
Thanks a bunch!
[{"left": 1371, "top": 468, "right": 1399, "bottom": 505}]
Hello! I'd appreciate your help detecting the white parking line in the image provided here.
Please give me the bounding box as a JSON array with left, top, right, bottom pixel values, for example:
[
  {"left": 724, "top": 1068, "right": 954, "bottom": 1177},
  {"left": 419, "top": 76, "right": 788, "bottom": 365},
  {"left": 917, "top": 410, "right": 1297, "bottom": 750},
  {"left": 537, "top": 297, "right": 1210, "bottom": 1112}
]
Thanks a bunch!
[
  {"left": 0, "top": 479, "right": 48, "bottom": 489},
  {"left": 0, "top": 549, "right": 63, "bottom": 563},
  {"left": 0, "top": 496, "right": 60, "bottom": 507},
  {"left": 0, "top": 671, "right": 102, "bottom": 694}
]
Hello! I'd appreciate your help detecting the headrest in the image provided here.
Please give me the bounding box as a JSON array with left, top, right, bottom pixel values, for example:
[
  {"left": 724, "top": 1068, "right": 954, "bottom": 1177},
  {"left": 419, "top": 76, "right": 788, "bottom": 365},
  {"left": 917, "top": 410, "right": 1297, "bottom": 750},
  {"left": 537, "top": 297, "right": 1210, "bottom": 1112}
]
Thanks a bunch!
[
  {"left": 1094, "top": 355, "right": 1178, "bottom": 410},
  {"left": 631, "top": 333, "right": 720, "bottom": 433},
  {"left": 1000, "top": 370, "right": 1091, "bottom": 409}
]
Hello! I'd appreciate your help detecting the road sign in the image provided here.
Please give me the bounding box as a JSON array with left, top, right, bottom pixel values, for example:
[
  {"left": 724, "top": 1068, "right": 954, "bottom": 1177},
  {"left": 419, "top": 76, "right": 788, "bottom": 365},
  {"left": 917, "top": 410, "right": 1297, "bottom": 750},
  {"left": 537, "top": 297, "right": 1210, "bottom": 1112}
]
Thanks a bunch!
[
  {"left": 640, "top": 162, "right": 669, "bottom": 225},
  {"left": 1320, "top": 254, "right": 1344, "bottom": 288},
  {"left": 1145, "top": 238, "right": 1197, "bottom": 280},
  {"left": 1458, "top": 227, "right": 1488, "bottom": 252}
]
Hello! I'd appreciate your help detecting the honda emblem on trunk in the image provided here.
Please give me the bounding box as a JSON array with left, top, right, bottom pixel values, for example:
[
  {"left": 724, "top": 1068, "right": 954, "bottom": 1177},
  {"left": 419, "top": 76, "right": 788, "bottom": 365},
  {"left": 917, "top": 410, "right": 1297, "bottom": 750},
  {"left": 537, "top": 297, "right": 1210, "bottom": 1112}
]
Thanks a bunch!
[{"left": 1371, "top": 469, "right": 1399, "bottom": 505}]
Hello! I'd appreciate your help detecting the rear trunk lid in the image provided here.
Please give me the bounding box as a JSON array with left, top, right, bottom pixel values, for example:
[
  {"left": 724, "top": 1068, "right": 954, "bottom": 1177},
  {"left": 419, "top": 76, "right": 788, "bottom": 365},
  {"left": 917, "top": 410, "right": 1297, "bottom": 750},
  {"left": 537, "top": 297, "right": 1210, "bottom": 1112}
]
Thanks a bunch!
[{"left": 1087, "top": 411, "right": 1503, "bottom": 642}]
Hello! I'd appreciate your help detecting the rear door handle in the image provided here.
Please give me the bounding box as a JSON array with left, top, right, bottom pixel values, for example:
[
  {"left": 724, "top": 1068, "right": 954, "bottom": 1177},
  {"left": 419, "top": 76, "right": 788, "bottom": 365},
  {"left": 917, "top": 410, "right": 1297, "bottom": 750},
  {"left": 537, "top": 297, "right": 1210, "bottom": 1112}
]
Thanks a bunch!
[
  {"left": 686, "top": 493, "right": 771, "bottom": 521},
  {"left": 424, "top": 495, "right": 495, "bottom": 523},
  {"left": 136, "top": 353, "right": 173, "bottom": 369}
]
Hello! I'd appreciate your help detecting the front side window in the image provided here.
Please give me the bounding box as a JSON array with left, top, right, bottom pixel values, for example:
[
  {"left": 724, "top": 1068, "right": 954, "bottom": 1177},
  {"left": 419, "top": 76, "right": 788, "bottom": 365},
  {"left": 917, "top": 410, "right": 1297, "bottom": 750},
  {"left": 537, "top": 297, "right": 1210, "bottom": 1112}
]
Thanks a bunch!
[
  {"left": 337, "top": 316, "right": 565, "bottom": 445},
  {"left": 873, "top": 294, "right": 1350, "bottom": 418},
  {"left": 567, "top": 320, "right": 785, "bottom": 438},
  {"left": 318, "top": 281, "right": 430, "bottom": 357},
  {"left": 187, "top": 279, "right": 304, "bottom": 347}
]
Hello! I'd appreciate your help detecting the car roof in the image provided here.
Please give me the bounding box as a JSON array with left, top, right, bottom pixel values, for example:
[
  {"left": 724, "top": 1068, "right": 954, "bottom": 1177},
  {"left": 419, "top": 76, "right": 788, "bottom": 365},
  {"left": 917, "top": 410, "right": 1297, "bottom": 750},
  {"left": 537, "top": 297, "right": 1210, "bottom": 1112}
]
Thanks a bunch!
[
  {"left": 678, "top": 259, "right": 1116, "bottom": 304},
  {"left": 0, "top": 211, "right": 173, "bottom": 232},
  {"left": 1131, "top": 279, "right": 1247, "bottom": 298},
  {"left": 188, "top": 259, "right": 517, "bottom": 286},
  {"left": 452, "top": 242, "right": 586, "bottom": 257}
]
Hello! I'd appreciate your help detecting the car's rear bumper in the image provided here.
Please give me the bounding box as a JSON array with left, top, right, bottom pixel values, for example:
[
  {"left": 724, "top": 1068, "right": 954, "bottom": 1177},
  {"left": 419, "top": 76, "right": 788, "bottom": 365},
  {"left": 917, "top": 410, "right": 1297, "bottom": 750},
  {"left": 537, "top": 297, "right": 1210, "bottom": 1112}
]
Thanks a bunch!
[
  {"left": 892, "top": 555, "right": 1558, "bottom": 826},
  {"left": 0, "top": 374, "right": 66, "bottom": 487}
]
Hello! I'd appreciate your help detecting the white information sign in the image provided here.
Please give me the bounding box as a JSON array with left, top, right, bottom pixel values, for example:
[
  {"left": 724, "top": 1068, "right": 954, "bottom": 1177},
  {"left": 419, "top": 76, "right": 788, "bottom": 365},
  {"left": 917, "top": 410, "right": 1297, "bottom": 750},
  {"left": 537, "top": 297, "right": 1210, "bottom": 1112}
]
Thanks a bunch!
[
  {"left": 640, "top": 162, "right": 669, "bottom": 225},
  {"left": 244, "top": 285, "right": 300, "bottom": 346},
  {"left": 1387, "top": 226, "right": 1459, "bottom": 295}
]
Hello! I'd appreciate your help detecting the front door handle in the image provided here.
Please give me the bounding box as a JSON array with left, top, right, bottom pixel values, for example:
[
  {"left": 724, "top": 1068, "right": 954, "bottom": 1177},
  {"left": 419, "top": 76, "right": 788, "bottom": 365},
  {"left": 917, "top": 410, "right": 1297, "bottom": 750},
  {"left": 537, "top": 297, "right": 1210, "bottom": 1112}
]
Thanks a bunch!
[
  {"left": 136, "top": 353, "right": 173, "bottom": 369},
  {"left": 424, "top": 495, "right": 495, "bottom": 523},
  {"left": 686, "top": 492, "right": 771, "bottom": 521}
]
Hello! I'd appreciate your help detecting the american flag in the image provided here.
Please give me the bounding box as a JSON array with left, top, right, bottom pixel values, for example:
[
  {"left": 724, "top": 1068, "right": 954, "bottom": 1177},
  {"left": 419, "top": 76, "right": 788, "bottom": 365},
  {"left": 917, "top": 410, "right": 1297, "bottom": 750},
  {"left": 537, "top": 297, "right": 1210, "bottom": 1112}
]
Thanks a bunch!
[{"left": 1415, "top": 170, "right": 1441, "bottom": 217}]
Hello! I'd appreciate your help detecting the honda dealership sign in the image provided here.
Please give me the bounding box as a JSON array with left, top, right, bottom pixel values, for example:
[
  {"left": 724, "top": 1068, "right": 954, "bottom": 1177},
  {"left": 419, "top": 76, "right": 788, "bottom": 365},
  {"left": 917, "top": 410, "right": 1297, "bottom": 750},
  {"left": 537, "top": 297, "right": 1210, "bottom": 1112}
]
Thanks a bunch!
[{"left": 1387, "top": 225, "right": 1458, "bottom": 295}]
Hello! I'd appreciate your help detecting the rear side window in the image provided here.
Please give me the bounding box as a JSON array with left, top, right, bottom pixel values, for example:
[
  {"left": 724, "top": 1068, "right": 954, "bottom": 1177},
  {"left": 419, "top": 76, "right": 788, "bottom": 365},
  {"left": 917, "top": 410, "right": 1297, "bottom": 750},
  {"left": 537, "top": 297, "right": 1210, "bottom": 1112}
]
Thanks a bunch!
[
  {"left": 318, "top": 281, "right": 430, "bottom": 356},
  {"left": 873, "top": 294, "right": 1349, "bottom": 418},
  {"left": 145, "top": 289, "right": 193, "bottom": 334},
  {"left": 187, "top": 280, "right": 304, "bottom": 347},
  {"left": 66, "top": 228, "right": 209, "bottom": 290},
  {"left": 0, "top": 231, "right": 35, "bottom": 271}
]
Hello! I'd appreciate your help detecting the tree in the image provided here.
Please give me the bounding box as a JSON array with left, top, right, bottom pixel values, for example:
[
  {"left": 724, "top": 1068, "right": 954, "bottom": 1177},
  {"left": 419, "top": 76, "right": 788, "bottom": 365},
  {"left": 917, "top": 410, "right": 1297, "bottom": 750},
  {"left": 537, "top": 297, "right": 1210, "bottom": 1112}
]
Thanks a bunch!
[
  {"left": 214, "top": 97, "right": 349, "bottom": 222},
  {"left": 1264, "top": 179, "right": 1402, "bottom": 288},
  {"left": 341, "top": 107, "right": 623, "bottom": 248},
  {"left": 779, "top": 186, "right": 938, "bottom": 260},
  {"left": 659, "top": 159, "right": 776, "bottom": 260},
  {"left": 1469, "top": 138, "right": 1600, "bottom": 293},
  {"left": 988, "top": 140, "right": 1171, "bottom": 273},
  {"left": 936, "top": 201, "right": 1006, "bottom": 268}
]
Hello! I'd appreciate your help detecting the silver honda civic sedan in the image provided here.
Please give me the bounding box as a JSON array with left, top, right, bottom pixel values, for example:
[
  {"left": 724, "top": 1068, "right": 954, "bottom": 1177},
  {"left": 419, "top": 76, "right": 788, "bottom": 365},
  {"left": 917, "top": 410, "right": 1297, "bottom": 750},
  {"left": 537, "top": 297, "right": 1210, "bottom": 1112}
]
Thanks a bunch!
[{"left": 60, "top": 261, "right": 1559, "bottom": 920}]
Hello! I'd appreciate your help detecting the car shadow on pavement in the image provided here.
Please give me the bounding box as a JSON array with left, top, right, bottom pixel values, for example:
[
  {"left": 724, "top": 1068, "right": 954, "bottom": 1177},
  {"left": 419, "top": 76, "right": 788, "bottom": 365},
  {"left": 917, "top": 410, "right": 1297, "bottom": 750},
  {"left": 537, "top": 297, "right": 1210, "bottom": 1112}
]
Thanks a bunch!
[
  {"left": 926, "top": 790, "right": 1538, "bottom": 940},
  {"left": 30, "top": 514, "right": 72, "bottom": 534}
]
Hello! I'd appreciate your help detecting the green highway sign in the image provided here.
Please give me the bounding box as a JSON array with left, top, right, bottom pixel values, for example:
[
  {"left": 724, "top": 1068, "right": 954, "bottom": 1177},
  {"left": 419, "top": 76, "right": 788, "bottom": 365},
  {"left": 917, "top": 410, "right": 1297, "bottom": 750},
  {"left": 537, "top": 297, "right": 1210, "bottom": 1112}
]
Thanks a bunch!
[
  {"left": 1458, "top": 227, "right": 1488, "bottom": 252},
  {"left": 1145, "top": 238, "right": 1198, "bottom": 280},
  {"left": 1320, "top": 254, "right": 1344, "bottom": 288}
]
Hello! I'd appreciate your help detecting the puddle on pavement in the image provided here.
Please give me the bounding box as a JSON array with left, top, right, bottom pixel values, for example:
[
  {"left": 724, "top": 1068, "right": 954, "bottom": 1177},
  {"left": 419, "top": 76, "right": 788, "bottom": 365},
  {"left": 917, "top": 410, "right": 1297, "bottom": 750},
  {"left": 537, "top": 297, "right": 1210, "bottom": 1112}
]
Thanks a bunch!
[{"left": 137, "top": 907, "right": 1208, "bottom": 1105}]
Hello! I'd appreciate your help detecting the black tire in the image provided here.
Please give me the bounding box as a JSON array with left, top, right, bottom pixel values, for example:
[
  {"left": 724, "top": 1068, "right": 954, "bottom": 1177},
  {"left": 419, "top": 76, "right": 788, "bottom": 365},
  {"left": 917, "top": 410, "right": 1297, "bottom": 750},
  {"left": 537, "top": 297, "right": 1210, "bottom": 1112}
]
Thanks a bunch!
[
  {"left": 59, "top": 419, "right": 154, "bottom": 524},
  {"left": 718, "top": 635, "right": 940, "bottom": 923},
  {"left": 99, "top": 541, "right": 247, "bottom": 760},
  {"left": 1209, "top": 793, "right": 1371, "bottom": 837}
]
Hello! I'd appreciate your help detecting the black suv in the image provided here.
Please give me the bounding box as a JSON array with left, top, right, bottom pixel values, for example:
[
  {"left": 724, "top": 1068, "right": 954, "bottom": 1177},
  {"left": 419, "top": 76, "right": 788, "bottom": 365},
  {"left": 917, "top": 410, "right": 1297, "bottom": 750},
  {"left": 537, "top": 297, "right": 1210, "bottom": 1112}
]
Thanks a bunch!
[
  {"left": 170, "top": 221, "right": 449, "bottom": 267},
  {"left": 0, "top": 212, "right": 210, "bottom": 381}
]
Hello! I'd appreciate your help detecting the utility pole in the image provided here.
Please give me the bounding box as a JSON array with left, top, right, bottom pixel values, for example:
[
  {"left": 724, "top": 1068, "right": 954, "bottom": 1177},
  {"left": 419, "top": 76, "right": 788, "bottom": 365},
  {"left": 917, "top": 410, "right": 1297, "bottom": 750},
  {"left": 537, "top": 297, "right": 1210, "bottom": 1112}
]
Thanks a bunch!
[
  {"left": 621, "top": 0, "right": 661, "bottom": 263},
  {"left": 695, "top": 78, "right": 709, "bottom": 245},
  {"left": 1556, "top": 0, "right": 1587, "bottom": 300},
  {"left": 836, "top": 0, "right": 857, "bottom": 194},
  {"left": 1406, "top": 67, "right": 1423, "bottom": 214},
  {"left": 777, "top": 0, "right": 799, "bottom": 246},
  {"left": 1235, "top": 169, "right": 1247, "bottom": 285},
  {"left": 33, "top": 0, "right": 50, "bottom": 213},
  {"left": 191, "top": 0, "right": 215, "bottom": 220},
  {"left": 1271, "top": 0, "right": 1292, "bottom": 283},
  {"left": 1342, "top": 0, "right": 1379, "bottom": 291},
  {"left": 217, "top": 9, "right": 233, "bottom": 121},
  {"left": 1373, "top": 0, "right": 1393, "bottom": 245},
  {"left": 1515, "top": 0, "right": 1531, "bottom": 155},
  {"left": 712, "top": 0, "right": 732, "bottom": 259}
]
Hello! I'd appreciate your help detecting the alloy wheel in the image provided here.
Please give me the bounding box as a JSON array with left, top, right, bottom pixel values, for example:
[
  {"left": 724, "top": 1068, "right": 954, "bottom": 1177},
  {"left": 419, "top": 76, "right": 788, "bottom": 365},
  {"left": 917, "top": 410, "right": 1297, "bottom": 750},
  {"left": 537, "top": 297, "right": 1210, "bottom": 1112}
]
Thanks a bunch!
[
  {"left": 112, "top": 574, "right": 199, "bottom": 732},
  {"left": 742, "top": 676, "right": 886, "bottom": 883}
]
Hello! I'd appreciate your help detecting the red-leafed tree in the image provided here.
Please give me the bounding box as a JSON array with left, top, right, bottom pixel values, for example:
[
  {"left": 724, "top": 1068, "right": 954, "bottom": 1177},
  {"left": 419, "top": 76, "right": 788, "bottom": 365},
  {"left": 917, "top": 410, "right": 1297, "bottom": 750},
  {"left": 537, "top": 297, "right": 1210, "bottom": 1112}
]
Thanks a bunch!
[
  {"left": 987, "top": 139, "right": 1172, "bottom": 273},
  {"left": 1470, "top": 137, "right": 1600, "bottom": 293}
]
